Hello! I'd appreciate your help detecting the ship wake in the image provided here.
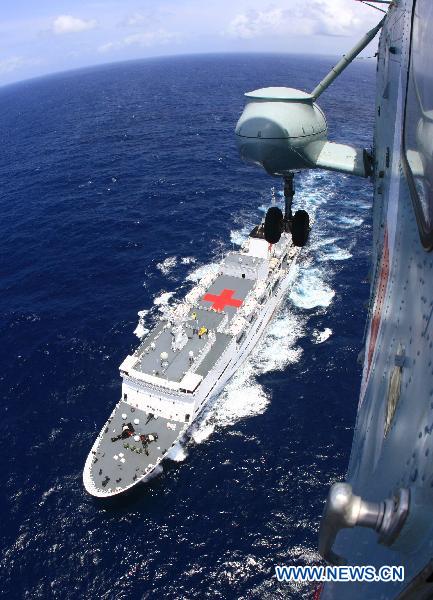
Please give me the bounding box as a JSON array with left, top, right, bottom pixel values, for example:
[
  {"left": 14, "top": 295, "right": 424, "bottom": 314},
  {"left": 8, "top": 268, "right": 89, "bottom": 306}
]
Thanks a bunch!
[
  {"left": 189, "top": 308, "right": 305, "bottom": 446},
  {"left": 184, "top": 171, "right": 356, "bottom": 452},
  {"left": 148, "top": 171, "right": 362, "bottom": 461}
]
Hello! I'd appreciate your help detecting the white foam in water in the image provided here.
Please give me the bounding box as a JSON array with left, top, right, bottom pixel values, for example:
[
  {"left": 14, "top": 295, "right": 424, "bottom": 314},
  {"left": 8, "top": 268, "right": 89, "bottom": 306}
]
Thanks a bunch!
[
  {"left": 230, "top": 226, "right": 250, "bottom": 247},
  {"left": 291, "top": 171, "right": 333, "bottom": 212},
  {"left": 318, "top": 245, "right": 352, "bottom": 262},
  {"left": 337, "top": 216, "right": 364, "bottom": 228},
  {"left": 181, "top": 256, "right": 196, "bottom": 265},
  {"left": 313, "top": 328, "right": 333, "bottom": 344},
  {"left": 186, "top": 262, "right": 219, "bottom": 283},
  {"left": 189, "top": 420, "right": 215, "bottom": 444},
  {"left": 289, "top": 268, "right": 335, "bottom": 309},
  {"left": 133, "top": 308, "right": 151, "bottom": 337},
  {"left": 258, "top": 203, "right": 271, "bottom": 214},
  {"left": 156, "top": 256, "right": 177, "bottom": 275},
  {"left": 153, "top": 291, "right": 174, "bottom": 306},
  {"left": 133, "top": 323, "right": 149, "bottom": 338},
  {"left": 253, "top": 309, "right": 304, "bottom": 373},
  {"left": 190, "top": 308, "right": 304, "bottom": 442},
  {"left": 310, "top": 236, "right": 341, "bottom": 250},
  {"left": 166, "top": 442, "right": 188, "bottom": 462},
  {"left": 189, "top": 359, "right": 269, "bottom": 444}
]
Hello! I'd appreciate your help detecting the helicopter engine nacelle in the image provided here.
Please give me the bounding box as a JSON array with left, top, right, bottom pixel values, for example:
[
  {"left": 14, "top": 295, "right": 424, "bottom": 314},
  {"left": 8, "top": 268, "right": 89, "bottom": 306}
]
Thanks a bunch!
[{"left": 235, "top": 87, "right": 369, "bottom": 178}]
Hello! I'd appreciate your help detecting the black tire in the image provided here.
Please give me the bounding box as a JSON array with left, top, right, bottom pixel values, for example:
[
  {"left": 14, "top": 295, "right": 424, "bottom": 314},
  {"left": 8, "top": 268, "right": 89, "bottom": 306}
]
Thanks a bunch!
[
  {"left": 264, "top": 207, "right": 284, "bottom": 244},
  {"left": 291, "top": 209, "right": 310, "bottom": 247}
]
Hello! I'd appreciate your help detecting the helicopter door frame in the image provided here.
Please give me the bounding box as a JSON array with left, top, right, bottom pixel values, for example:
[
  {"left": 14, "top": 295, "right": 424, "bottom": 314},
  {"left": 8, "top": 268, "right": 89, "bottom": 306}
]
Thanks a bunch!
[{"left": 402, "top": 0, "right": 433, "bottom": 251}]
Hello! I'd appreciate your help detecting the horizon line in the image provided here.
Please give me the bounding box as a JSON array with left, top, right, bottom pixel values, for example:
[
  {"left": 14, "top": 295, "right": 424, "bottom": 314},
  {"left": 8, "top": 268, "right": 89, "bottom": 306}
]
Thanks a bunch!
[{"left": 0, "top": 50, "right": 376, "bottom": 92}]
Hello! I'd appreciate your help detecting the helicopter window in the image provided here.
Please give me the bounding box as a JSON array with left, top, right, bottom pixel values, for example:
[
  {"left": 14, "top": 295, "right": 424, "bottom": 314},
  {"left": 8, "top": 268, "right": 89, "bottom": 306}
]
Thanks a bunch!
[{"left": 403, "top": 0, "right": 433, "bottom": 250}]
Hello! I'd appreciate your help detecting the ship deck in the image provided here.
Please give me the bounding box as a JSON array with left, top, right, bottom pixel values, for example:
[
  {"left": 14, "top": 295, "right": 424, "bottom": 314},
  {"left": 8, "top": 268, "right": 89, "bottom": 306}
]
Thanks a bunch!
[
  {"left": 87, "top": 401, "right": 182, "bottom": 495},
  {"left": 85, "top": 238, "right": 299, "bottom": 497},
  {"left": 134, "top": 273, "right": 254, "bottom": 383}
]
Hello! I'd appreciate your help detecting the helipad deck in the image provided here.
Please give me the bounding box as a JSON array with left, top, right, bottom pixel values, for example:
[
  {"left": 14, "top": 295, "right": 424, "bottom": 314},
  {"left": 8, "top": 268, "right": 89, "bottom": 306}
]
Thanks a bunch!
[
  {"left": 89, "top": 401, "right": 181, "bottom": 493},
  {"left": 133, "top": 272, "right": 253, "bottom": 383},
  {"left": 198, "top": 274, "right": 254, "bottom": 319}
]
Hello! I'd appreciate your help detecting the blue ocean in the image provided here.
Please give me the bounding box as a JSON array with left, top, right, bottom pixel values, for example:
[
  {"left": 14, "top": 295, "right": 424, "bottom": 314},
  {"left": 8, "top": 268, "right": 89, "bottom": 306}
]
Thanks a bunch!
[{"left": 0, "top": 54, "right": 374, "bottom": 598}]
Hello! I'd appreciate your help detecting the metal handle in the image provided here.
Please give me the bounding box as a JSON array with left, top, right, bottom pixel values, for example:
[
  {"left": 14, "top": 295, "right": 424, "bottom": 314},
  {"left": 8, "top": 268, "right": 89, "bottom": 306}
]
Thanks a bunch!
[{"left": 318, "top": 483, "right": 410, "bottom": 565}]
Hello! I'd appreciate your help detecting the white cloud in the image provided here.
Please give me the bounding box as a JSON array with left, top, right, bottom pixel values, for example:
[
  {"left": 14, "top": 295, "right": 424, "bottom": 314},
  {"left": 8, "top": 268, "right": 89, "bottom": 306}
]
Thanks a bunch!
[
  {"left": 228, "top": 9, "right": 292, "bottom": 39},
  {"left": 98, "top": 29, "right": 177, "bottom": 53},
  {"left": 123, "top": 30, "right": 177, "bottom": 47},
  {"left": 312, "top": 0, "right": 361, "bottom": 36},
  {"left": 98, "top": 42, "right": 116, "bottom": 54},
  {"left": 52, "top": 15, "right": 97, "bottom": 35},
  {"left": 227, "top": 1, "right": 367, "bottom": 40},
  {"left": 119, "top": 9, "right": 165, "bottom": 29},
  {"left": 124, "top": 13, "right": 146, "bottom": 27},
  {"left": 0, "top": 56, "right": 25, "bottom": 74},
  {"left": 0, "top": 56, "right": 40, "bottom": 74}
]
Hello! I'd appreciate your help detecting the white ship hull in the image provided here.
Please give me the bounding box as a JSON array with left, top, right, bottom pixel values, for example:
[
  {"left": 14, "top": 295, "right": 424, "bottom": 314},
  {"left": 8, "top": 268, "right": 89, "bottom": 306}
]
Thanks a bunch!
[{"left": 84, "top": 224, "right": 305, "bottom": 497}]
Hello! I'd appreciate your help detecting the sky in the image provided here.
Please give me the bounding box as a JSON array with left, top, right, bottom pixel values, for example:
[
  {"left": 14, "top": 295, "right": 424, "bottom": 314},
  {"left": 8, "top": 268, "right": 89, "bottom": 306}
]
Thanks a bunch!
[{"left": 0, "top": 1, "right": 383, "bottom": 86}]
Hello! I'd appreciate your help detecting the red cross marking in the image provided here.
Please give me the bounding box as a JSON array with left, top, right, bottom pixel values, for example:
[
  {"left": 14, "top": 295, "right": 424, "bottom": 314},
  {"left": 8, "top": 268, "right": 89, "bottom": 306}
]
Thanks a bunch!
[{"left": 202, "top": 288, "right": 243, "bottom": 312}]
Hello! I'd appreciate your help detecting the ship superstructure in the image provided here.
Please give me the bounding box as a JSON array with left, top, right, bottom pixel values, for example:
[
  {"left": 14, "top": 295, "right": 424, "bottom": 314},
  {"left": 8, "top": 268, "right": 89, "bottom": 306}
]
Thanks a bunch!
[{"left": 84, "top": 220, "right": 307, "bottom": 497}]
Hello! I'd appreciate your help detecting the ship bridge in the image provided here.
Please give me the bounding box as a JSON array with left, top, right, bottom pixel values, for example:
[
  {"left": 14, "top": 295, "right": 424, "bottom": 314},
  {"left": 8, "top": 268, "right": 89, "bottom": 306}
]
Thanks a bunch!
[{"left": 220, "top": 251, "right": 268, "bottom": 280}]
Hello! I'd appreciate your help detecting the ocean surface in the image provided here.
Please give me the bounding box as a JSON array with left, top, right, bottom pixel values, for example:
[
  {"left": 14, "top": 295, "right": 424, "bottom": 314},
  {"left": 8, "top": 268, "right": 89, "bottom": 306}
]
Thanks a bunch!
[{"left": 0, "top": 54, "right": 375, "bottom": 599}]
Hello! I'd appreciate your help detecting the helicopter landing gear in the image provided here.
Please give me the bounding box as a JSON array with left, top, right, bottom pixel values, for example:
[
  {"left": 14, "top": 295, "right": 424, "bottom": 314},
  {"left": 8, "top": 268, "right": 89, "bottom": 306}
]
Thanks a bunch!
[
  {"left": 263, "top": 173, "right": 310, "bottom": 247},
  {"left": 264, "top": 206, "right": 284, "bottom": 244},
  {"left": 291, "top": 209, "right": 310, "bottom": 247}
]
